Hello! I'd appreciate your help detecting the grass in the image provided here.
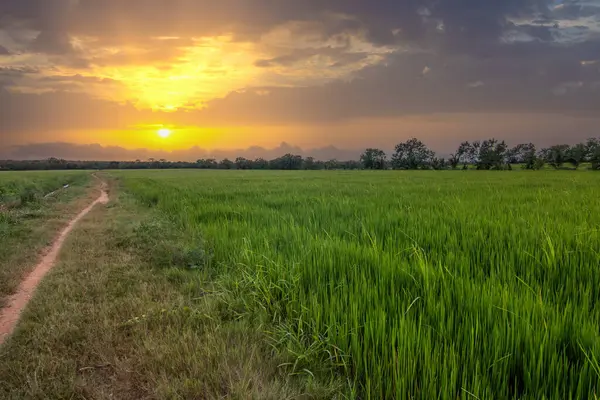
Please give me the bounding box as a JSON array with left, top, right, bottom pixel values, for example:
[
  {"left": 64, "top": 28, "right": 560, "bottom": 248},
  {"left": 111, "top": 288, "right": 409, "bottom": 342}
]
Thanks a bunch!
[
  {"left": 114, "top": 170, "right": 600, "bottom": 399},
  {"left": 0, "top": 178, "right": 328, "bottom": 399},
  {"left": 0, "top": 171, "right": 91, "bottom": 306},
  {"left": 1, "top": 170, "right": 600, "bottom": 399}
]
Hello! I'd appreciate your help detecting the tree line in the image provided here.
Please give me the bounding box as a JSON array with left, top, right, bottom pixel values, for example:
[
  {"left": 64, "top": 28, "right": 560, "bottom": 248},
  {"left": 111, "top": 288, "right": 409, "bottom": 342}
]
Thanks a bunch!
[
  {"left": 361, "top": 138, "right": 600, "bottom": 170},
  {"left": 0, "top": 155, "right": 362, "bottom": 171},
  {"left": 1, "top": 138, "right": 599, "bottom": 171}
]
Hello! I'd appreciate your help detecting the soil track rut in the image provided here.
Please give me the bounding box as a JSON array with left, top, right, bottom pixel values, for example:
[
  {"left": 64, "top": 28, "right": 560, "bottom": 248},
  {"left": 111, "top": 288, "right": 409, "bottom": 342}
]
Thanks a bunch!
[{"left": 0, "top": 179, "right": 109, "bottom": 345}]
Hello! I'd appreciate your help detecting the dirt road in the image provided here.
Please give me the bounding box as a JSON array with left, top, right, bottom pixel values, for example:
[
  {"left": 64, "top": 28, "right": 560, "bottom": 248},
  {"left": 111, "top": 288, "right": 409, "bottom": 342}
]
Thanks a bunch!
[{"left": 0, "top": 180, "right": 109, "bottom": 345}]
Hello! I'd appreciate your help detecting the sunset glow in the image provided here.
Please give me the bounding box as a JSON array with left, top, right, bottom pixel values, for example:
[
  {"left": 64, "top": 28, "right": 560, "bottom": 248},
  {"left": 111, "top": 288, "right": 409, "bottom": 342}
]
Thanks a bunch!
[
  {"left": 157, "top": 129, "right": 171, "bottom": 139},
  {"left": 1, "top": 1, "right": 599, "bottom": 160}
]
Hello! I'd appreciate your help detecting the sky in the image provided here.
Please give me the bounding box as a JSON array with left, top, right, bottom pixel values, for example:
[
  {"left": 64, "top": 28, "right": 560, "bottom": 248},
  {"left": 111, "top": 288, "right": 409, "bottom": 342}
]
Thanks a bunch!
[{"left": 0, "top": 0, "right": 599, "bottom": 160}]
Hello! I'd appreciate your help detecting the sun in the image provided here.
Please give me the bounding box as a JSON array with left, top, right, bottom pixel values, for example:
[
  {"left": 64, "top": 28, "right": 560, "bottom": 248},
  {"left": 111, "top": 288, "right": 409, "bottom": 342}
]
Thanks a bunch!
[{"left": 157, "top": 128, "right": 171, "bottom": 138}]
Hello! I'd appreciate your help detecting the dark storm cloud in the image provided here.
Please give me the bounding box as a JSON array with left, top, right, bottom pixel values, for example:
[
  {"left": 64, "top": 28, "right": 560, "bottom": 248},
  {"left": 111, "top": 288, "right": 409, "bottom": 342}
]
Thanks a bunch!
[
  {"left": 198, "top": 41, "right": 600, "bottom": 124},
  {"left": 0, "top": 0, "right": 592, "bottom": 74},
  {"left": 0, "top": 45, "right": 10, "bottom": 55},
  {"left": 0, "top": 0, "right": 76, "bottom": 53},
  {"left": 0, "top": 0, "right": 553, "bottom": 49},
  {"left": 30, "top": 30, "right": 74, "bottom": 54}
]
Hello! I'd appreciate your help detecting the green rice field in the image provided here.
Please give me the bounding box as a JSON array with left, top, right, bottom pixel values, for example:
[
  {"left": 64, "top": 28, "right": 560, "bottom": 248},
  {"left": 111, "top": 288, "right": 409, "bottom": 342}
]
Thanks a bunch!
[{"left": 113, "top": 170, "right": 600, "bottom": 399}]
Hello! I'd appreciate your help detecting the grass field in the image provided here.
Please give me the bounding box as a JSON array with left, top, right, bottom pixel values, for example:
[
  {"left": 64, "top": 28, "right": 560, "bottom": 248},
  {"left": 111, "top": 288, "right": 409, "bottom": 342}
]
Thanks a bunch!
[
  {"left": 0, "top": 171, "right": 89, "bottom": 206},
  {"left": 0, "top": 171, "right": 91, "bottom": 306},
  {"left": 1, "top": 169, "right": 600, "bottom": 399},
  {"left": 111, "top": 170, "right": 600, "bottom": 399}
]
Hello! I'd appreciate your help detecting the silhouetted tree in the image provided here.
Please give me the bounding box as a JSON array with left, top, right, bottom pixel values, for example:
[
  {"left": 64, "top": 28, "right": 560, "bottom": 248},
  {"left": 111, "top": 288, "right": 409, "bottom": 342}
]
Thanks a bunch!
[
  {"left": 235, "top": 157, "right": 251, "bottom": 170},
  {"left": 303, "top": 157, "right": 317, "bottom": 170},
  {"left": 391, "top": 138, "right": 435, "bottom": 170},
  {"left": 253, "top": 158, "right": 269, "bottom": 169},
  {"left": 540, "top": 145, "right": 570, "bottom": 169},
  {"left": 3, "top": 137, "right": 600, "bottom": 172},
  {"left": 448, "top": 153, "right": 460, "bottom": 169},
  {"left": 360, "top": 148, "right": 387, "bottom": 170},
  {"left": 269, "top": 154, "right": 304, "bottom": 170},
  {"left": 477, "top": 139, "right": 507, "bottom": 170},
  {"left": 219, "top": 158, "right": 234, "bottom": 169},
  {"left": 567, "top": 143, "right": 587, "bottom": 169},
  {"left": 324, "top": 159, "right": 339, "bottom": 170},
  {"left": 430, "top": 157, "right": 447, "bottom": 170},
  {"left": 510, "top": 143, "right": 538, "bottom": 169},
  {"left": 455, "top": 141, "right": 474, "bottom": 169},
  {"left": 587, "top": 138, "right": 600, "bottom": 170}
]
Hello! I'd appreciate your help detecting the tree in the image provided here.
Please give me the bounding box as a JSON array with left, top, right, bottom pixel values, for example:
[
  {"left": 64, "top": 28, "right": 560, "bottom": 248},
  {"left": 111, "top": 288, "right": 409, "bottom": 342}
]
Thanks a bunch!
[
  {"left": 455, "top": 142, "right": 469, "bottom": 169},
  {"left": 448, "top": 153, "right": 460, "bottom": 169},
  {"left": 325, "top": 159, "right": 339, "bottom": 170},
  {"left": 477, "top": 138, "right": 507, "bottom": 170},
  {"left": 540, "top": 144, "right": 570, "bottom": 169},
  {"left": 342, "top": 160, "right": 362, "bottom": 170},
  {"left": 253, "top": 158, "right": 269, "bottom": 169},
  {"left": 360, "top": 148, "right": 387, "bottom": 170},
  {"left": 430, "top": 157, "right": 447, "bottom": 170},
  {"left": 219, "top": 158, "right": 234, "bottom": 169},
  {"left": 235, "top": 157, "right": 251, "bottom": 170},
  {"left": 391, "top": 138, "right": 435, "bottom": 170},
  {"left": 454, "top": 141, "right": 479, "bottom": 169},
  {"left": 4, "top": 137, "right": 600, "bottom": 172},
  {"left": 533, "top": 157, "right": 546, "bottom": 170},
  {"left": 270, "top": 154, "right": 304, "bottom": 170},
  {"left": 567, "top": 143, "right": 588, "bottom": 169},
  {"left": 467, "top": 141, "right": 481, "bottom": 167},
  {"left": 303, "top": 156, "right": 317, "bottom": 170},
  {"left": 196, "top": 158, "right": 218, "bottom": 169},
  {"left": 510, "top": 143, "right": 538, "bottom": 170},
  {"left": 587, "top": 138, "right": 600, "bottom": 170}
]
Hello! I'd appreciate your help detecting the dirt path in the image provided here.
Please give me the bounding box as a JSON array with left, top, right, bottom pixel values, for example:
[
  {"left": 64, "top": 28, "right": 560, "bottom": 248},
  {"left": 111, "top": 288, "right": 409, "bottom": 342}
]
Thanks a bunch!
[{"left": 0, "top": 179, "right": 109, "bottom": 346}]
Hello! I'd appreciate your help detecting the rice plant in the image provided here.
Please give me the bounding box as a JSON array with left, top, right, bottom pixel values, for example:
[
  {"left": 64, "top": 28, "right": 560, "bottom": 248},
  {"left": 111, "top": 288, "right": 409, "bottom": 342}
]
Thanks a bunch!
[{"left": 116, "top": 169, "right": 600, "bottom": 399}]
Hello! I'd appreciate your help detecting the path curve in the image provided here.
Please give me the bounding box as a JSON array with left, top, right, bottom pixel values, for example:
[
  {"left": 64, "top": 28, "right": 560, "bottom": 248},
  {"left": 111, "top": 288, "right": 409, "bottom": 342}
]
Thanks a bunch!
[{"left": 0, "top": 179, "right": 109, "bottom": 346}]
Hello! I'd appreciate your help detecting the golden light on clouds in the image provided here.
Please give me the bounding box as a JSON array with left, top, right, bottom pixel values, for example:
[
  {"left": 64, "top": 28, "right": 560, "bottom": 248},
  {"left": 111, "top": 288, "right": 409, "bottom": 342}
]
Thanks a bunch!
[
  {"left": 4, "top": 25, "right": 393, "bottom": 114},
  {"left": 107, "top": 37, "right": 261, "bottom": 110},
  {"left": 38, "top": 35, "right": 265, "bottom": 111}
]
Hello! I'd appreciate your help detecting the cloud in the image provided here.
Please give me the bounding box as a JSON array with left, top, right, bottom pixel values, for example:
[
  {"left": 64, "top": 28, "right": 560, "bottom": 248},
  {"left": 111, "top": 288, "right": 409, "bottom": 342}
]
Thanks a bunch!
[
  {"left": 254, "top": 48, "right": 373, "bottom": 69},
  {"left": 0, "top": 88, "right": 142, "bottom": 136},
  {"left": 467, "top": 81, "right": 484, "bottom": 88},
  {"left": 30, "top": 30, "right": 74, "bottom": 54},
  {"left": 0, "top": 0, "right": 553, "bottom": 47},
  {"left": 0, "top": 141, "right": 363, "bottom": 162},
  {"left": 0, "top": 0, "right": 599, "bottom": 152}
]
